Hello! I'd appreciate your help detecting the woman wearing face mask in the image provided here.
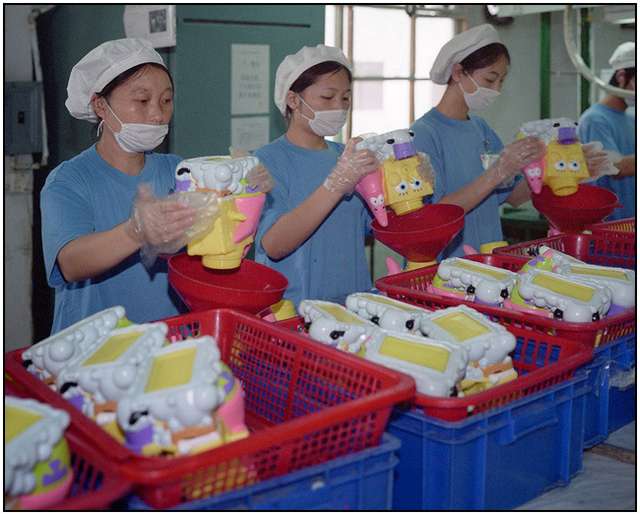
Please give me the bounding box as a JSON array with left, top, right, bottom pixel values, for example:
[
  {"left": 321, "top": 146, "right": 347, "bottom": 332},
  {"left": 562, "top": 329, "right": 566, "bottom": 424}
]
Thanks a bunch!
[
  {"left": 255, "top": 45, "right": 379, "bottom": 306},
  {"left": 411, "top": 24, "right": 546, "bottom": 257},
  {"left": 41, "top": 38, "right": 196, "bottom": 333}
]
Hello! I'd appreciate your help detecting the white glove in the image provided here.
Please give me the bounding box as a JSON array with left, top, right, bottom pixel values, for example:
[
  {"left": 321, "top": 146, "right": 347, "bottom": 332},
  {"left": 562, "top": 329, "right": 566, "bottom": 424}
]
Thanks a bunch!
[
  {"left": 581, "top": 141, "right": 620, "bottom": 181},
  {"left": 323, "top": 138, "right": 380, "bottom": 195},
  {"left": 487, "top": 136, "right": 546, "bottom": 183}
]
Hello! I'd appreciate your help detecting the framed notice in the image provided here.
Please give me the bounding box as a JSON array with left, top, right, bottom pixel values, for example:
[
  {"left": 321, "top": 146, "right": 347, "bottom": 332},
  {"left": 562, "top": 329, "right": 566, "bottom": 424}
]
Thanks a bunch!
[{"left": 231, "top": 44, "right": 270, "bottom": 115}]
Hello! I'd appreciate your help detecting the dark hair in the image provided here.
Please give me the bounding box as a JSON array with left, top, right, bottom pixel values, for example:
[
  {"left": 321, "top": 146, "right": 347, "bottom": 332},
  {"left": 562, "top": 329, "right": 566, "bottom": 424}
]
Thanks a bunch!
[
  {"left": 96, "top": 62, "right": 174, "bottom": 101},
  {"left": 453, "top": 42, "right": 511, "bottom": 81},
  {"left": 609, "top": 67, "right": 636, "bottom": 88},
  {"left": 285, "top": 61, "right": 352, "bottom": 120}
]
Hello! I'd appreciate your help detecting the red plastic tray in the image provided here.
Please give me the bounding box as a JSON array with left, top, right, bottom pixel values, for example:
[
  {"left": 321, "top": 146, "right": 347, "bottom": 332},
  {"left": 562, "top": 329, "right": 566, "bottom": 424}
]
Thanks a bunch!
[
  {"left": 4, "top": 378, "right": 131, "bottom": 510},
  {"left": 4, "top": 309, "right": 414, "bottom": 509},
  {"left": 586, "top": 217, "right": 635, "bottom": 239},
  {"left": 274, "top": 315, "right": 592, "bottom": 422},
  {"left": 375, "top": 254, "right": 636, "bottom": 348},
  {"left": 492, "top": 232, "right": 635, "bottom": 270}
]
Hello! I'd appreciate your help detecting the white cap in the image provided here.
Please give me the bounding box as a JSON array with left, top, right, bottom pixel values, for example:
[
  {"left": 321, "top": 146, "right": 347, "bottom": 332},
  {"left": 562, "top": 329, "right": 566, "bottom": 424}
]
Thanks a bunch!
[
  {"left": 65, "top": 38, "right": 167, "bottom": 122},
  {"left": 609, "top": 41, "right": 635, "bottom": 71},
  {"left": 429, "top": 24, "right": 502, "bottom": 85},
  {"left": 274, "top": 44, "right": 352, "bottom": 115}
]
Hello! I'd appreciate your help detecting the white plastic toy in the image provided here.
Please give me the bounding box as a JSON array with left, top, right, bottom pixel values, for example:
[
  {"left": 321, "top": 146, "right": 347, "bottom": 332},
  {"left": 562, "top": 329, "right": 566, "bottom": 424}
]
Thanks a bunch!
[
  {"left": 298, "top": 299, "right": 377, "bottom": 354},
  {"left": 364, "top": 329, "right": 468, "bottom": 397},
  {"left": 431, "top": 258, "right": 518, "bottom": 306},
  {"left": 116, "top": 337, "right": 248, "bottom": 456},
  {"left": 506, "top": 269, "right": 612, "bottom": 322},
  {"left": 5, "top": 397, "right": 72, "bottom": 510},
  {"left": 420, "top": 305, "right": 517, "bottom": 394},
  {"left": 54, "top": 322, "right": 168, "bottom": 436},
  {"left": 345, "top": 292, "right": 429, "bottom": 334},
  {"left": 22, "top": 306, "right": 126, "bottom": 387},
  {"left": 174, "top": 155, "right": 260, "bottom": 195}
]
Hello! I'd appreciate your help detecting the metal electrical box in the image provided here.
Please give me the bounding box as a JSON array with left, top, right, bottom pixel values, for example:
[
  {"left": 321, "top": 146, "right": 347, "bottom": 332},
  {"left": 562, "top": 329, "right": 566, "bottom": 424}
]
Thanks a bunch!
[{"left": 4, "top": 81, "right": 43, "bottom": 155}]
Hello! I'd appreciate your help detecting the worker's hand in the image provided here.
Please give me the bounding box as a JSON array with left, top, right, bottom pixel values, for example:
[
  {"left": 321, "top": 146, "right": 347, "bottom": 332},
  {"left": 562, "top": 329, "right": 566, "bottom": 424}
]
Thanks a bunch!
[
  {"left": 582, "top": 141, "right": 620, "bottom": 180},
  {"left": 489, "top": 136, "right": 546, "bottom": 183},
  {"left": 246, "top": 163, "right": 275, "bottom": 193},
  {"left": 416, "top": 151, "right": 436, "bottom": 192},
  {"left": 126, "top": 183, "right": 196, "bottom": 249},
  {"left": 323, "top": 138, "right": 380, "bottom": 195}
]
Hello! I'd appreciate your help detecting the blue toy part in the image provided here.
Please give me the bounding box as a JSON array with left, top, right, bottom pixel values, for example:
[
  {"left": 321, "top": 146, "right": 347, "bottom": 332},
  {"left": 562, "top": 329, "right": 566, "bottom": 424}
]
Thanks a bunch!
[
  {"left": 345, "top": 292, "right": 430, "bottom": 334},
  {"left": 22, "top": 307, "right": 126, "bottom": 387}
]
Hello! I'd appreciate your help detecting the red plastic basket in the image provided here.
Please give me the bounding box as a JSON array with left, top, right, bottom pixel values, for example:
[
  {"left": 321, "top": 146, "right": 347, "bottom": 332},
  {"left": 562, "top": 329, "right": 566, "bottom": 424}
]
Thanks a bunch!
[
  {"left": 492, "top": 232, "right": 636, "bottom": 270},
  {"left": 586, "top": 217, "right": 635, "bottom": 240},
  {"left": 274, "top": 316, "right": 592, "bottom": 422},
  {"left": 4, "top": 309, "right": 414, "bottom": 509},
  {"left": 4, "top": 379, "right": 131, "bottom": 510},
  {"left": 375, "top": 254, "right": 636, "bottom": 348}
]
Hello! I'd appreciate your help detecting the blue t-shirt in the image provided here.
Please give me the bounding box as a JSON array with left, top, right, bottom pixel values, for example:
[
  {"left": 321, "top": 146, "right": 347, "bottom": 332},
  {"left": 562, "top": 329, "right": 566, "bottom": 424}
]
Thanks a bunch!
[
  {"left": 41, "top": 145, "right": 184, "bottom": 333},
  {"left": 578, "top": 103, "right": 636, "bottom": 220},
  {"left": 254, "top": 135, "right": 372, "bottom": 307},
  {"left": 411, "top": 108, "right": 514, "bottom": 258}
]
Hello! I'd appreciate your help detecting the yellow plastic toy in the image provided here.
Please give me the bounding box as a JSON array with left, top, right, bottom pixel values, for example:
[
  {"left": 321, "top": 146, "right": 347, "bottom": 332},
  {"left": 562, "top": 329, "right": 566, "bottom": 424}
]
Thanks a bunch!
[
  {"left": 544, "top": 140, "right": 589, "bottom": 196},
  {"left": 382, "top": 155, "right": 433, "bottom": 215}
]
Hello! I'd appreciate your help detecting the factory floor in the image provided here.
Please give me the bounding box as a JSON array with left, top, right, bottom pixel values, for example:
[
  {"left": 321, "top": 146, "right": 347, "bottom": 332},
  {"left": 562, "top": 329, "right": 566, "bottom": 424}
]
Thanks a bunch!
[{"left": 518, "top": 421, "right": 636, "bottom": 510}]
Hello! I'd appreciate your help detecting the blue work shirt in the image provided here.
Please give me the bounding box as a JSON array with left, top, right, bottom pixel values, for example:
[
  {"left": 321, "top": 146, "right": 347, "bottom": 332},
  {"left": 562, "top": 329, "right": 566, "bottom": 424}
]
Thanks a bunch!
[
  {"left": 41, "top": 145, "right": 184, "bottom": 334},
  {"left": 411, "top": 108, "right": 514, "bottom": 258},
  {"left": 254, "top": 135, "right": 372, "bottom": 307},
  {"left": 578, "top": 103, "right": 636, "bottom": 220}
]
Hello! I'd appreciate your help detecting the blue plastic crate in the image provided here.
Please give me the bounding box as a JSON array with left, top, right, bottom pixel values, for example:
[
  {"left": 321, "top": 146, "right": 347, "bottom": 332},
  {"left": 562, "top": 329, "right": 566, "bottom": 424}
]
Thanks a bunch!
[
  {"left": 389, "top": 373, "right": 589, "bottom": 510},
  {"left": 581, "top": 333, "right": 636, "bottom": 448},
  {"left": 123, "top": 433, "right": 400, "bottom": 510}
]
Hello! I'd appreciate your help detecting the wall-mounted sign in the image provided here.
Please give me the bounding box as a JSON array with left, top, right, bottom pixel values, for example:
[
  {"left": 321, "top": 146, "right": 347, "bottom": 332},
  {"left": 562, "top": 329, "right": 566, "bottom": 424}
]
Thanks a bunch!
[{"left": 231, "top": 44, "right": 270, "bottom": 115}]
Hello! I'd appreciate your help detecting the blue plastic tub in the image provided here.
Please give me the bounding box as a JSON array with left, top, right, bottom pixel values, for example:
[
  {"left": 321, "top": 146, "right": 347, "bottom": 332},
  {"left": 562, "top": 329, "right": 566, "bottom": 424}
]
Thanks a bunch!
[
  {"left": 389, "top": 373, "right": 589, "bottom": 510},
  {"left": 581, "top": 333, "right": 636, "bottom": 448},
  {"left": 123, "top": 433, "right": 400, "bottom": 510}
]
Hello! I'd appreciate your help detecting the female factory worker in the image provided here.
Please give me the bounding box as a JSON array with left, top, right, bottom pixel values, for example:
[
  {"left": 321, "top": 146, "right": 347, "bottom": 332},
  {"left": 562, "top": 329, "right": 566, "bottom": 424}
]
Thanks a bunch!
[
  {"left": 411, "top": 24, "right": 546, "bottom": 257},
  {"left": 255, "top": 45, "right": 379, "bottom": 306},
  {"left": 579, "top": 42, "right": 636, "bottom": 220},
  {"left": 41, "top": 38, "right": 196, "bottom": 333}
]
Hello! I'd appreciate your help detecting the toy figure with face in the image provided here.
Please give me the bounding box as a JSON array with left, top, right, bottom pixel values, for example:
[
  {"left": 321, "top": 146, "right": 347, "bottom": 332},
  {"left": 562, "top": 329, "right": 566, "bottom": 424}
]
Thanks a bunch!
[
  {"left": 382, "top": 156, "right": 433, "bottom": 215},
  {"left": 543, "top": 139, "right": 589, "bottom": 196}
]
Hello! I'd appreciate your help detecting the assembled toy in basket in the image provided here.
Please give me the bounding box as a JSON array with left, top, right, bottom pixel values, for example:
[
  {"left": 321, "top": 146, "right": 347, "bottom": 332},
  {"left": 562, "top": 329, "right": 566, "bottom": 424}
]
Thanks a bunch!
[
  {"left": 345, "top": 292, "right": 429, "bottom": 334},
  {"left": 355, "top": 129, "right": 434, "bottom": 225},
  {"left": 176, "top": 155, "right": 272, "bottom": 269},
  {"left": 5, "top": 396, "right": 73, "bottom": 510}
]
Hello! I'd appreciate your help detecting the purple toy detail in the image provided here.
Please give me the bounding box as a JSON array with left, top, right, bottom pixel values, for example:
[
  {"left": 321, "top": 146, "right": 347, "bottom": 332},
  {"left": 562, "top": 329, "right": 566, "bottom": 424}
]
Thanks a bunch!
[
  {"left": 66, "top": 394, "right": 84, "bottom": 412},
  {"left": 557, "top": 126, "right": 577, "bottom": 144},
  {"left": 42, "top": 460, "right": 68, "bottom": 486},
  {"left": 125, "top": 423, "right": 154, "bottom": 453},
  {"left": 392, "top": 141, "right": 416, "bottom": 160},
  {"left": 175, "top": 179, "right": 192, "bottom": 192}
]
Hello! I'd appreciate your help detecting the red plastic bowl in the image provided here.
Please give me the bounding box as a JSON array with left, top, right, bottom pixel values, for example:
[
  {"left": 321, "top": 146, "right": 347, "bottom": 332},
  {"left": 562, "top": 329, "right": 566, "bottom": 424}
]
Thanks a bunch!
[
  {"left": 532, "top": 184, "right": 621, "bottom": 232},
  {"left": 372, "top": 204, "right": 464, "bottom": 263},
  {"left": 168, "top": 253, "right": 288, "bottom": 313}
]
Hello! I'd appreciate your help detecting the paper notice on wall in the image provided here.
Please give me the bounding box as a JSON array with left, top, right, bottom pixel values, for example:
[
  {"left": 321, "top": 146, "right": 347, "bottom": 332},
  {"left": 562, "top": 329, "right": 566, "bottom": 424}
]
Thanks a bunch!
[
  {"left": 231, "top": 116, "right": 270, "bottom": 152},
  {"left": 231, "top": 44, "right": 270, "bottom": 115}
]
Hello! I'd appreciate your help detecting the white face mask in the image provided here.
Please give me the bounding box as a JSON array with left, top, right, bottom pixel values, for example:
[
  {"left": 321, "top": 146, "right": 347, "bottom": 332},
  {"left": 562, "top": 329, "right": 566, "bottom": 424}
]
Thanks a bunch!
[
  {"left": 297, "top": 94, "right": 348, "bottom": 136},
  {"left": 459, "top": 73, "right": 501, "bottom": 111},
  {"left": 101, "top": 101, "right": 169, "bottom": 153}
]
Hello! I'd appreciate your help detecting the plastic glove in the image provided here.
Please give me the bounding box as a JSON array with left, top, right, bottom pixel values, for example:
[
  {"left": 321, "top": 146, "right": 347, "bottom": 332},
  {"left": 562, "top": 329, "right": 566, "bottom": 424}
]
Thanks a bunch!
[
  {"left": 126, "top": 184, "right": 219, "bottom": 267},
  {"left": 488, "top": 136, "right": 546, "bottom": 183},
  {"left": 323, "top": 138, "right": 380, "bottom": 195},
  {"left": 581, "top": 141, "right": 620, "bottom": 181},
  {"left": 416, "top": 151, "right": 436, "bottom": 192},
  {"left": 246, "top": 163, "right": 274, "bottom": 193}
]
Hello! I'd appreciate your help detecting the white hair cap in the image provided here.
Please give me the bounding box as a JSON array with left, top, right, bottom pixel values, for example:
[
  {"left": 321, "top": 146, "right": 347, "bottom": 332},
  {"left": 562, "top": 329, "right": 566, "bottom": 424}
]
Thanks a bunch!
[
  {"left": 65, "top": 38, "right": 167, "bottom": 122},
  {"left": 429, "top": 24, "right": 503, "bottom": 85},
  {"left": 609, "top": 41, "right": 635, "bottom": 71},
  {"left": 274, "top": 44, "right": 352, "bottom": 116}
]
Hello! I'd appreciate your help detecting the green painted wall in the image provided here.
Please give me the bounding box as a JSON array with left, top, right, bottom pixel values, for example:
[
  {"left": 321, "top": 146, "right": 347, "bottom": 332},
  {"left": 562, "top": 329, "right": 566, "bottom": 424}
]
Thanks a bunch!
[{"left": 36, "top": 5, "right": 325, "bottom": 165}]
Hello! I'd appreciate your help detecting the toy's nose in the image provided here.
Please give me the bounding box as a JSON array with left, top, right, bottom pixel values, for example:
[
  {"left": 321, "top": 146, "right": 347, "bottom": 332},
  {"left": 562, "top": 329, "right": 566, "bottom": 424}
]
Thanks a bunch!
[{"left": 393, "top": 141, "right": 416, "bottom": 160}]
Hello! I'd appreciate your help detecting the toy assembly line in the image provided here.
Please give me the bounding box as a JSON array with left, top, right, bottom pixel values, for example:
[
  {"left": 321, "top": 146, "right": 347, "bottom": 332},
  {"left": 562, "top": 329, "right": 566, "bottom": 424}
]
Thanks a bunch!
[{"left": 5, "top": 5, "right": 635, "bottom": 512}]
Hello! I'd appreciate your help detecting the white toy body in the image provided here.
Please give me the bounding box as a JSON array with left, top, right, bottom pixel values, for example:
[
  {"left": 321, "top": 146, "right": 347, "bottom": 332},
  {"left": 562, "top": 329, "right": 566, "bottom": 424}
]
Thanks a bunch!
[
  {"left": 55, "top": 323, "right": 168, "bottom": 418},
  {"left": 174, "top": 155, "right": 260, "bottom": 195},
  {"left": 22, "top": 307, "right": 126, "bottom": 386},
  {"left": 511, "top": 269, "right": 612, "bottom": 322},
  {"left": 433, "top": 258, "right": 518, "bottom": 306},
  {"left": 345, "top": 292, "right": 429, "bottom": 334},
  {"left": 355, "top": 129, "right": 416, "bottom": 162}
]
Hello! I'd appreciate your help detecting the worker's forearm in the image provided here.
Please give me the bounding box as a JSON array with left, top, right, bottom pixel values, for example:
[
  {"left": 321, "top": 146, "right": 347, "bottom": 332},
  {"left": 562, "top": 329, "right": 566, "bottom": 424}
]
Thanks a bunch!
[
  {"left": 504, "top": 179, "right": 531, "bottom": 207},
  {"left": 613, "top": 155, "right": 635, "bottom": 178},
  {"left": 57, "top": 221, "right": 141, "bottom": 282},
  {"left": 261, "top": 186, "right": 343, "bottom": 260},
  {"left": 438, "top": 167, "right": 504, "bottom": 213}
]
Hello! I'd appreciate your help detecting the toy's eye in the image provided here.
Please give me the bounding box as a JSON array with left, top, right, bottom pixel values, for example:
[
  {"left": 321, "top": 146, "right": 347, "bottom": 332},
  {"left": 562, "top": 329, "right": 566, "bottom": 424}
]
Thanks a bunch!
[
  {"left": 129, "top": 410, "right": 149, "bottom": 426},
  {"left": 554, "top": 160, "right": 567, "bottom": 171},
  {"left": 370, "top": 196, "right": 381, "bottom": 206},
  {"left": 329, "top": 330, "right": 345, "bottom": 340},
  {"left": 569, "top": 161, "right": 580, "bottom": 171},
  {"left": 592, "top": 312, "right": 600, "bottom": 321},
  {"left": 405, "top": 319, "right": 415, "bottom": 330},
  {"left": 553, "top": 122, "right": 560, "bottom": 127},
  {"left": 408, "top": 130, "right": 415, "bottom": 137},
  {"left": 395, "top": 181, "right": 409, "bottom": 194},
  {"left": 410, "top": 178, "right": 422, "bottom": 190},
  {"left": 528, "top": 167, "right": 542, "bottom": 178},
  {"left": 371, "top": 316, "right": 380, "bottom": 325},
  {"left": 176, "top": 168, "right": 190, "bottom": 176},
  {"left": 386, "top": 138, "right": 395, "bottom": 144}
]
